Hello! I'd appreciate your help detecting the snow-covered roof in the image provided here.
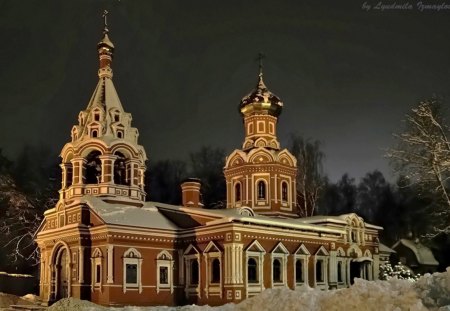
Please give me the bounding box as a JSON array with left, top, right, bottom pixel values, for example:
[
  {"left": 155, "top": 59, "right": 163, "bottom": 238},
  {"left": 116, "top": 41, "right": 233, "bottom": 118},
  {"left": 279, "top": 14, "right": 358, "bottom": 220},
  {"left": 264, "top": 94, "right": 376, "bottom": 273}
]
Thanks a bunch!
[
  {"left": 379, "top": 243, "right": 396, "bottom": 254},
  {"left": 298, "top": 213, "right": 383, "bottom": 230},
  {"left": 82, "top": 196, "right": 179, "bottom": 230},
  {"left": 155, "top": 204, "right": 345, "bottom": 235},
  {"left": 392, "top": 239, "right": 439, "bottom": 266}
]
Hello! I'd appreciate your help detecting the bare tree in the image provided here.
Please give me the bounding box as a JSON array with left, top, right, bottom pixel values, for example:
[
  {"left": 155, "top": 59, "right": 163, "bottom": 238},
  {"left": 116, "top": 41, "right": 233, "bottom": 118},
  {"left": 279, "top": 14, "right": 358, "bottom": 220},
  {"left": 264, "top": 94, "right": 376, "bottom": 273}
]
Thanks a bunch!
[
  {"left": 387, "top": 99, "right": 450, "bottom": 236},
  {"left": 0, "top": 173, "right": 44, "bottom": 266},
  {"left": 289, "top": 134, "right": 326, "bottom": 217}
]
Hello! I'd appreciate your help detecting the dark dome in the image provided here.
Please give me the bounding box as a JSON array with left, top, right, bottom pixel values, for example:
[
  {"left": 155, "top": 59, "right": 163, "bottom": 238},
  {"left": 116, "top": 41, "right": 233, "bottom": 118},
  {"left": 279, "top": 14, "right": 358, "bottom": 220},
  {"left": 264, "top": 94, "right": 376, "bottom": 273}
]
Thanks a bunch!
[{"left": 239, "top": 74, "right": 283, "bottom": 117}]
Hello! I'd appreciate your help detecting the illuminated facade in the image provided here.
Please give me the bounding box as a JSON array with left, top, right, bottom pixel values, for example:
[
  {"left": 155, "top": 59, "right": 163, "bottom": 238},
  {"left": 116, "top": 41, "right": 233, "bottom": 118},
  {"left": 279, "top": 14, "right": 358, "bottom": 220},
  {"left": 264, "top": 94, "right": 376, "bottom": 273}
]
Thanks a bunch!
[{"left": 35, "top": 20, "right": 382, "bottom": 307}]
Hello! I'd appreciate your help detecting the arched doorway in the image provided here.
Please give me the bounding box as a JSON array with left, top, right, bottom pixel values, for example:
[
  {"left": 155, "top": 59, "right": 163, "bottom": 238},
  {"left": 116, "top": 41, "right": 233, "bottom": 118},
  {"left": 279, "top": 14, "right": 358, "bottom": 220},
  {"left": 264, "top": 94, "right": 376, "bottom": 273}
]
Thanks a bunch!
[
  {"left": 51, "top": 244, "right": 71, "bottom": 302},
  {"left": 56, "top": 248, "right": 69, "bottom": 300}
]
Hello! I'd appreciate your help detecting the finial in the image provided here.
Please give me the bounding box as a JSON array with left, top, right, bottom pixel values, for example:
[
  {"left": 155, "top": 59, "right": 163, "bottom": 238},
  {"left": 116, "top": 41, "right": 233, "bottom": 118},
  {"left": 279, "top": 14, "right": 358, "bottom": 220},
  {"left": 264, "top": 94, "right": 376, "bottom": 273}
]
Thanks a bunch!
[
  {"left": 257, "top": 52, "right": 265, "bottom": 77},
  {"left": 102, "top": 10, "right": 109, "bottom": 34}
]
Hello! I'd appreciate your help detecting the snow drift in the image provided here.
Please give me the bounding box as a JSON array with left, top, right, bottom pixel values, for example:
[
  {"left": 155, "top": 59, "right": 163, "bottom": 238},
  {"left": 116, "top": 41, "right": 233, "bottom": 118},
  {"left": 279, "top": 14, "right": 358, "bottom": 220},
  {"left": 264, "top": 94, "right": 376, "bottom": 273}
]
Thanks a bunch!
[{"left": 43, "top": 268, "right": 450, "bottom": 311}]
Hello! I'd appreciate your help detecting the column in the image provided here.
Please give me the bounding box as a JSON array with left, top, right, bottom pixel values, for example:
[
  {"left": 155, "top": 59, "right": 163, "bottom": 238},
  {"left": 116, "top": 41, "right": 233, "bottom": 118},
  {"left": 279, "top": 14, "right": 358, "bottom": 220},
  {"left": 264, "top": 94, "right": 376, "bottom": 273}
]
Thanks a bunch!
[
  {"left": 224, "top": 243, "right": 243, "bottom": 284},
  {"left": 107, "top": 245, "right": 114, "bottom": 283},
  {"left": 79, "top": 246, "right": 85, "bottom": 283},
  {"left": 99, "top": 155, "right": 116, "bottom": 184}
]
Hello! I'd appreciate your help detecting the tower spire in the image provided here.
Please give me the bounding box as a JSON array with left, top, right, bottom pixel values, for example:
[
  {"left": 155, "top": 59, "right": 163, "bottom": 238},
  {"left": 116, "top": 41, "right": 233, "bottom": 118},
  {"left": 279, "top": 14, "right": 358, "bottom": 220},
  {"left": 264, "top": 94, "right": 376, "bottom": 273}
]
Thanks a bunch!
[{"left": 97, "top": 10, "right": 114, "bottom": 78}]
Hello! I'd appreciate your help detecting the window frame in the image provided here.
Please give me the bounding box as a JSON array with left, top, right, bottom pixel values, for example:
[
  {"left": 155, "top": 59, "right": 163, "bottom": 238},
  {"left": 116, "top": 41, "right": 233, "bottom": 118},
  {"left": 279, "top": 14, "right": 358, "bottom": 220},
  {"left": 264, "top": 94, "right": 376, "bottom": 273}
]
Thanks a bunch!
[
  {"left": 156, "top": 250, "right": 173, "bottom": 294},
  {"left": 314, "top": 246, "right": 329, "bottom": 289},
  {"left": 122, "top": 248, "right": 143, "bottom": 293},
  {"left": 91, "top": 248, "right": 103, "bottom": 291},
  {"left": 270, "top": 242, "right": 289, "bottom": 287},
  {"left": 245, "top": 240, "right": 266, "bottom": 298},
  {"left": 183, "top": 244, "right": 201, "bottom": 298}
]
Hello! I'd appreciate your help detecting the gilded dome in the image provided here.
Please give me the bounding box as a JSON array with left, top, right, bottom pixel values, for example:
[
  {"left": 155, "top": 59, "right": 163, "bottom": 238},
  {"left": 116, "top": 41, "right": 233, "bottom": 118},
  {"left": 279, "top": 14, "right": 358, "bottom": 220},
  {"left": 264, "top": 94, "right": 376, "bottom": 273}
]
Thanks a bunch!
[{"left": 239, "top": 73, "right": 283, "bottom": 117}]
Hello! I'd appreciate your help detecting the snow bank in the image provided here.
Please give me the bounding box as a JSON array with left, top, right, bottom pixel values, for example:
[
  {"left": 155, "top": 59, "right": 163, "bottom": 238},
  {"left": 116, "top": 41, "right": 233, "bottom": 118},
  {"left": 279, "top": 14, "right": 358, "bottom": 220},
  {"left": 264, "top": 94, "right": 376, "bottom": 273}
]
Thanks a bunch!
[
  {"left": 48, "top": 297, "right": 107, "bottom": 311},
  {"left": 0, "top": 292, "right": 35, "bottom": 308},
  {"left": 414, "top": 267, "right": 450, "bottom": 309},
  {"left": 236, "top": 279, "right": 425, "bottom": 311},
  {"left": 44, "top": 268, "right": 450, "bottom": 311}
]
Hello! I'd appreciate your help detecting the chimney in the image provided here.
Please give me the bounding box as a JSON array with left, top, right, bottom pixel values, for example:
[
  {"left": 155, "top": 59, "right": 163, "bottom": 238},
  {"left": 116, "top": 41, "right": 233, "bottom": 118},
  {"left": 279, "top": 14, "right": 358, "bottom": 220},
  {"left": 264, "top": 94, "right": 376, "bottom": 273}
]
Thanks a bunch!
[{"left": 181, "top": 178, "right": 203, "bottom": 208}]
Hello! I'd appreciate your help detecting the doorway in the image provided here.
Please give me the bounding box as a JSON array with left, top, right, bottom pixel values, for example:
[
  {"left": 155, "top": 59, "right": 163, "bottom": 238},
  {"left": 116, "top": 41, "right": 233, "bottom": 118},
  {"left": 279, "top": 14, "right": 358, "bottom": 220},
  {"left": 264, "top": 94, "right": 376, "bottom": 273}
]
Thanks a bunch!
[
  {"left": 56, "top": 248, "right": 69, "bottom": 300},
  {"left": 349, "top": 261, "right": 361, "bottom": 285}
]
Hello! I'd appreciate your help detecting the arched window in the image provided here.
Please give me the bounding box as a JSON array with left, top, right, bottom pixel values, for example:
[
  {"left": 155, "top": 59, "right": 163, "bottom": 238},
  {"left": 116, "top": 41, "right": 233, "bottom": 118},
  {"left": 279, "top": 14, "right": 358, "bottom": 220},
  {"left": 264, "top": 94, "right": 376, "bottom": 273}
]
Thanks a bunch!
[
  {"left": 257, "top": 180, "right": 266, "bottom": 200},
  {"left": 248, "top": 258, "right": 258, "bottom": 283},
  {"left": 295, "top": 259, "right": 303, "bottom": 283},
  {"left": 114, "top": 152, "right": 128, "bottom": 185},
  {"left": 235, "top": 183, "right": 241, "bottom": 202},
  {"left": 281, "top": 182, "right": 288, "bottom": 202},
  {"left": 85, "top": 151, "right": 102, "bottom": 184},
  {"left": 92, "top": 129, "right": 98, "bottom": 138},
  {"left": 273, "top": 258, "right": 282, "bottom": 283},
  {"left": 211, "top": 258, "right": 220, "bottom": 283},
  {"left": 94, "top": 113, "right": 100, "bottom": 121},
  {"left": 117, "top": 130, "right": 123, "bottom": 139},
  {"left": 191, "top": 260, "right": 199, "bottom": 285},
  {"left": 123, "top": 248, "right": 142, "bottom": 293}
]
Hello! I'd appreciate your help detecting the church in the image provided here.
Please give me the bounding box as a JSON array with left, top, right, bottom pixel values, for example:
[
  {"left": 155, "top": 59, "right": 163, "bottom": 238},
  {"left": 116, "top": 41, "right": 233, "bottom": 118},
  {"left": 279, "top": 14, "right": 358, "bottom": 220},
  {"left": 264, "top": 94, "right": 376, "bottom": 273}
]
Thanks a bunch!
[{"left": 35, "top": 17, "right": 382, "bottom": 307}]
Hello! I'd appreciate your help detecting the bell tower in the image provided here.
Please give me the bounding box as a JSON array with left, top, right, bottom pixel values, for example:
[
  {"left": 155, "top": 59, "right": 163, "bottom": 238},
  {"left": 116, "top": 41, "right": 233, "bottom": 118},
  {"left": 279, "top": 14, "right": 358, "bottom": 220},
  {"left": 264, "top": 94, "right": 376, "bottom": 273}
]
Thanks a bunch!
[
  {"left": 224, "top": 55, "right": 298, "bottom": 217},
  {"left": 59, "top": 11, "right": 147, "bottom": 205}
]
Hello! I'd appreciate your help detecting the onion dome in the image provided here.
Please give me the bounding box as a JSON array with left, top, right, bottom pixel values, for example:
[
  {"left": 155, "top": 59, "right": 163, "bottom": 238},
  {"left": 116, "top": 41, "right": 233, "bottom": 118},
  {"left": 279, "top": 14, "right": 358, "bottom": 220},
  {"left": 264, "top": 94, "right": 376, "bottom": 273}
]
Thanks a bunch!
[{"left": 239, "top": 72, "right": 283, "bottom": 117}]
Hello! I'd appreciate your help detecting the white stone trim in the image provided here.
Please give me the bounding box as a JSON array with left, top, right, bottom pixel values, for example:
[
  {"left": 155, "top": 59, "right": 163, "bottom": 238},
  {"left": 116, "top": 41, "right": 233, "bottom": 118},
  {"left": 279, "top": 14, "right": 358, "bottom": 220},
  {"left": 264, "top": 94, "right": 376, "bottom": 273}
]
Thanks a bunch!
[
  {"left": 184, "top": 244, "right": 201, "bottom": 298},
  {"left": 156, "top": 250, "right": 174, "bottom": 294},
  {"left": 107, "top": 245, "right": 114, "bottom": 284},
  {"left": 122, "top": 248, "right": 143, "bottom": 294},
  {"left": 270, "top": 242, "right": 289, "bottom": 287},
  {"left": 293, "top": 243, "right": 310, "bottom": 288},
  {"left": 245, "top": 240, "right": 266, "bottom": 298}
]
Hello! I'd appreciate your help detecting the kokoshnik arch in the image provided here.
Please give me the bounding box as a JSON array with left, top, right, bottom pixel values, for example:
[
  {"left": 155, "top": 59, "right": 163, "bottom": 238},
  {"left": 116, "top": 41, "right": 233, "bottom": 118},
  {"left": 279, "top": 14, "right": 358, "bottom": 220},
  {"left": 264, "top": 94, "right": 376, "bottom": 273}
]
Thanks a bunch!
[{"left": 35, "top": 14, "right": 383, "bottom": 307}]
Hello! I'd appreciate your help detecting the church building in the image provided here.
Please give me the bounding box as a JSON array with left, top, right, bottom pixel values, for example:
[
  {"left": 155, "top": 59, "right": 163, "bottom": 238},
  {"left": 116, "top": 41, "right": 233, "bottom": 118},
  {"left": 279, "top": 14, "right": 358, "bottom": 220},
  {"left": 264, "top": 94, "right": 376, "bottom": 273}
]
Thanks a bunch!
[{"left": 35, "top": 18, "right": 382, "bottom": 307}]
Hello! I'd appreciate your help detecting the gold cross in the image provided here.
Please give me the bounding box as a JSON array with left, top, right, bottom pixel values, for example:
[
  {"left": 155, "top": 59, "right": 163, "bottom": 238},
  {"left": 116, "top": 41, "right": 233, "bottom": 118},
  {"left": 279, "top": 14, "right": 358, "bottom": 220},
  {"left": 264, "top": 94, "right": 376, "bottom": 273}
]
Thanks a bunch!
[
  {"left": 102, "top": 10, "right": 109, "bottom": 33},
  {"left": 257, "top": 52, "right": 265, "bottom": 76}
]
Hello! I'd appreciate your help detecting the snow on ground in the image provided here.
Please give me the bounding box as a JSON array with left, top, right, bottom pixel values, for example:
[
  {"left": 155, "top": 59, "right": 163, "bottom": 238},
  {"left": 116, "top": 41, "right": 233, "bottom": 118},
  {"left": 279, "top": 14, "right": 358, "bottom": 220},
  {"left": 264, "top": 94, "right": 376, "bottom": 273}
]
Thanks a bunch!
[
  {"left": 24, "top": 268, "right": 450, "bottom": 311},
  {"left": 0, "top": 292, "right": 36, "bottom": 308}
]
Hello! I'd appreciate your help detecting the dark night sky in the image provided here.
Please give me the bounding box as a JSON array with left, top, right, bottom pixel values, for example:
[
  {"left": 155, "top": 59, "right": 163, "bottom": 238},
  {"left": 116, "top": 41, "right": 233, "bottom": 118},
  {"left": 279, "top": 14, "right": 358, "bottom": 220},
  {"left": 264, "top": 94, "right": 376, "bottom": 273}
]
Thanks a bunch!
[{"left": 1, "top": 0, "right": 450, "bottom": 182}]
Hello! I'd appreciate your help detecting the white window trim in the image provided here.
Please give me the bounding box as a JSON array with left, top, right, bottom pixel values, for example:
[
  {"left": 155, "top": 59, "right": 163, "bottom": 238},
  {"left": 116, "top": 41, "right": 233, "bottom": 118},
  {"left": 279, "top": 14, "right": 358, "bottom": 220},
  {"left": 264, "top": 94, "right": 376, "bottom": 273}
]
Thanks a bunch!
[
  {"left": 271, "top": 243, "right": 289, "bottom": 287},
  {"left": 91, "top": 248, "right": 103, "bottom": 292},
  {"left": 203, "top": 241, "right": 222, "bottom": 299},
  {"left": 294, "top": 255, "right": 310, "bottom": 287},
  {"left": 234, "top": 181, "right": 242, "bottom": 207},
  {"left": 245, "top": 240, "right": 266, "bottom": 298},
  {"left": 184, "top": 245, "right": 201, "bottom": 298},
  {"left": 156, "top": 250, "right": 174, "bottom": 294},
  {"left": 122, "top": 248, "right": 143, "bottom": 294},
  {"left": 255, "top": 178, "right": 269, "bottom": 204},
  {"left": 314, "top": 246, "right": 329, "bottom": 289}
]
